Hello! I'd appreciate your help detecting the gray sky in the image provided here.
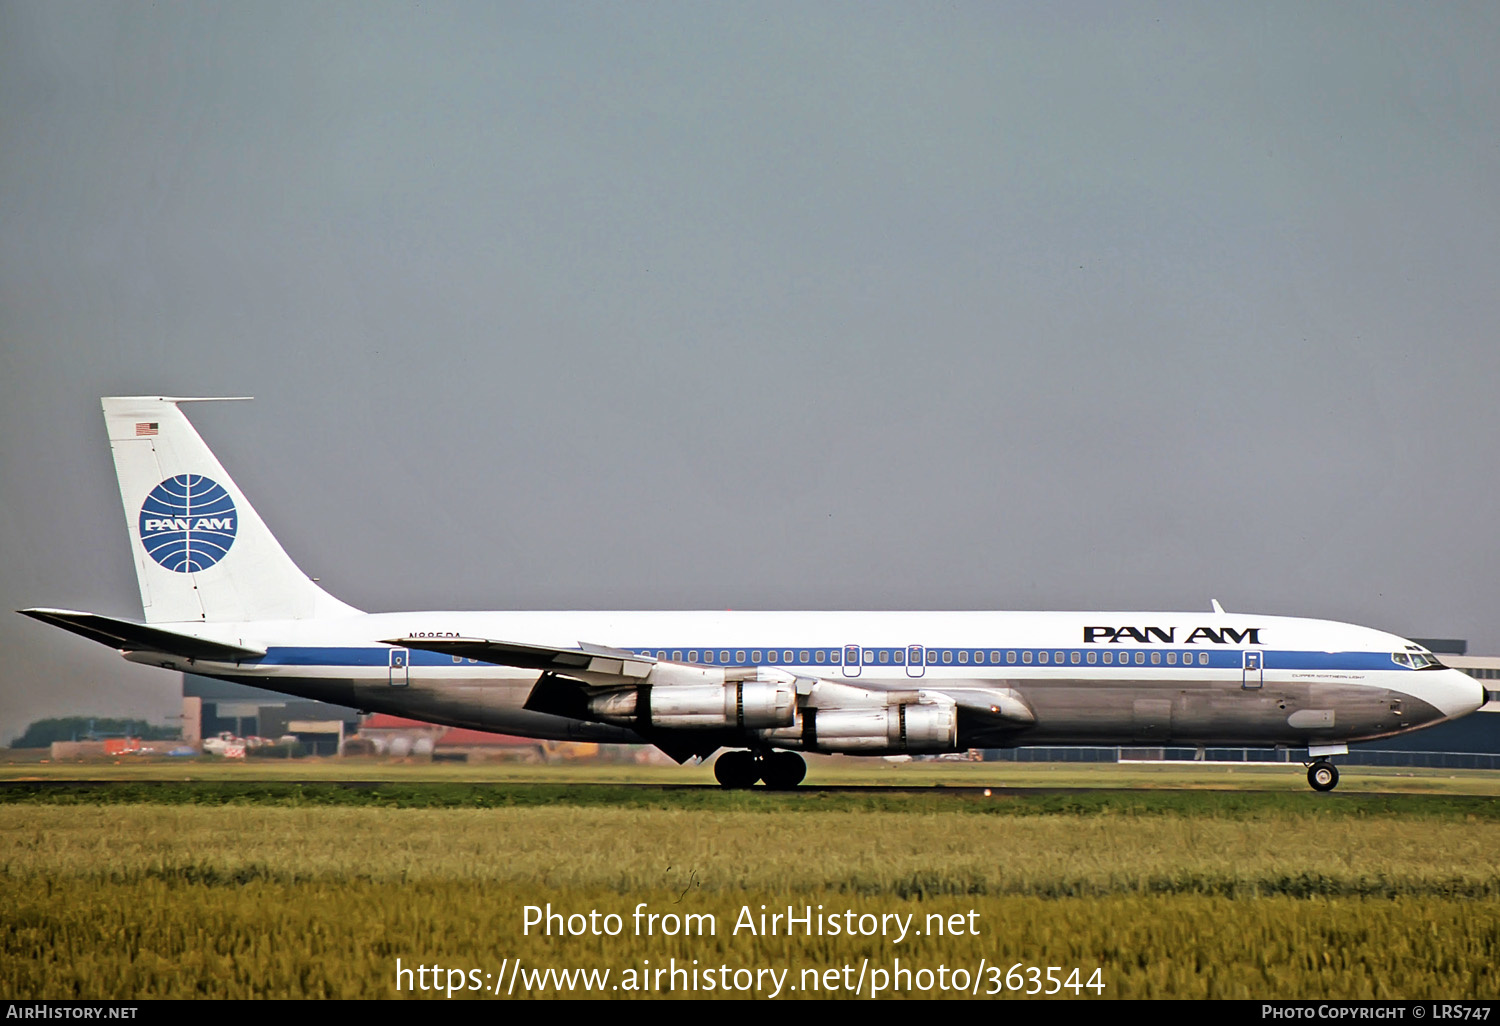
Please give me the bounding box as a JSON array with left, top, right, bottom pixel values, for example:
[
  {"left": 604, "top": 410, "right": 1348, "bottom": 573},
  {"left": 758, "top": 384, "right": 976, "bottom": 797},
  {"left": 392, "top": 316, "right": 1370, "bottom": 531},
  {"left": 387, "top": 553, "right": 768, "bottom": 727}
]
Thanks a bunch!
[{"left": 3, "top": 2, "right": 1499, "bottom": 743}]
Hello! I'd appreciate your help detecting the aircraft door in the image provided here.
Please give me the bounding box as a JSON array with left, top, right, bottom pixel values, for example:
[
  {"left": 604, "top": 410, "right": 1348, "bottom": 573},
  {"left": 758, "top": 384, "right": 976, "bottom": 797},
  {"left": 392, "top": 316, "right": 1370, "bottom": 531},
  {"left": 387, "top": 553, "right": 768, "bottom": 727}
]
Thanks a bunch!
[
  {"left": 842, "top": 644, "right": 861, "bottom": 677},
  {"left": 907, "top": 645, "right": 925, "bottom": 678},
  {"left": 390, "top": 647, "right": 410, "bottom": 686},
  {"left": 1242, "top": 651, "right": 1263, "bottom": 690}
]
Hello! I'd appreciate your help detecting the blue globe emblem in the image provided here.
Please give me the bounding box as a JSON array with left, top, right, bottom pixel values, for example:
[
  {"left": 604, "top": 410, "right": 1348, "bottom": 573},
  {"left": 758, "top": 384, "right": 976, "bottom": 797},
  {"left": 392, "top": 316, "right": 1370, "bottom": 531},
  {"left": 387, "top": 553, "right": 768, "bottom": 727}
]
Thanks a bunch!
[{"left": 138, "top": 475, "right": 238, "bottom": 573}]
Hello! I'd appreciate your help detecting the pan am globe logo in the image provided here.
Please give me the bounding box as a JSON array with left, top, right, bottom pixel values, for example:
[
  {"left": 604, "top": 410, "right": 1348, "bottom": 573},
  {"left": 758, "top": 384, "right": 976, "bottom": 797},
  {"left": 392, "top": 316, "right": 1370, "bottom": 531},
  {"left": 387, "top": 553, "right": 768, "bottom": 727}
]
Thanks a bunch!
[{"left": 138, "top": 475, "right": 238, "bottom": 572}]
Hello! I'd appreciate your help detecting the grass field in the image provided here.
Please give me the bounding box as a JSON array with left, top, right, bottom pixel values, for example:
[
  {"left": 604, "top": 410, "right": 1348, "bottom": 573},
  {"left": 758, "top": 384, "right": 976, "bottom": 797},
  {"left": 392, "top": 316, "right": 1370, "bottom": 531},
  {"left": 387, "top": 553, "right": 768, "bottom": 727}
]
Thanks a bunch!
[{"left": 3, "top": 758, "right": 1497, "bottom": 1000}]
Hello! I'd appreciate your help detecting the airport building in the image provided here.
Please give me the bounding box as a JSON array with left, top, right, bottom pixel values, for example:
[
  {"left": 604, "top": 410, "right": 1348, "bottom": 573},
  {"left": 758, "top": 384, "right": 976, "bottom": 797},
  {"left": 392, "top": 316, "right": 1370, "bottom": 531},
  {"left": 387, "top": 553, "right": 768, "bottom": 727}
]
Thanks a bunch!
[
  {"left": 181, "top": 674, "right": 360, "bottom": 755},
  {"left": 178, "top": 675, "right": 601, "bottom": 761}
]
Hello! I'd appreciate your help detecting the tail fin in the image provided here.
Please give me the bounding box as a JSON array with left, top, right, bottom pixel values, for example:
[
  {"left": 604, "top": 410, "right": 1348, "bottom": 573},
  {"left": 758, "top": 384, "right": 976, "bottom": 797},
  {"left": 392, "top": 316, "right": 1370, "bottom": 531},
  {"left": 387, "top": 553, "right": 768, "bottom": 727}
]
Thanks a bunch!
[{"left": 102, "top": 396, "right": 361, "bottom": 624}]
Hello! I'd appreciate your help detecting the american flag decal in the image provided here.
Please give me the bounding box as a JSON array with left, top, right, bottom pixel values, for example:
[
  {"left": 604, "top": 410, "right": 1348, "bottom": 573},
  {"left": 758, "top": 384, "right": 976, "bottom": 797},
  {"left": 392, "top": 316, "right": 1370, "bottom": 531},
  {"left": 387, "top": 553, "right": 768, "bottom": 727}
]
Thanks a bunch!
[{"left": 135, "top": 422, "right": 159, "bottom": 436}]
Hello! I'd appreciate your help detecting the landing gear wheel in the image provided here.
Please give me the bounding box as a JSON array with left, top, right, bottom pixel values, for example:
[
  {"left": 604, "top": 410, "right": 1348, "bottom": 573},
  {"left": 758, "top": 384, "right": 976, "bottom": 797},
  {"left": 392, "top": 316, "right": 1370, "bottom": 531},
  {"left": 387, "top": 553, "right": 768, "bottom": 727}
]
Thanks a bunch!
[
  {"left": 760, "top": 751, "right": 807, "bottom": 790},
  {"left": 714, "top": 750, "right": 759, "bottom": 789},
  {"left": 1307, "top": 761, "right": 1339, "bottom": 792}
]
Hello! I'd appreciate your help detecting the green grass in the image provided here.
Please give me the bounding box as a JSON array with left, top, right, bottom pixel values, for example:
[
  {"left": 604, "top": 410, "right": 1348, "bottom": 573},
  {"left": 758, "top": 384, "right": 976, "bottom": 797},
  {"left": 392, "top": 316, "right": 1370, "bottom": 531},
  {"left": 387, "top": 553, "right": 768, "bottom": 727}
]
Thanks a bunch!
[
  {"left": 4, "top": 778, "right": 1500, "bottom": 821},
  {"left": 6, "top": 752, "right": 1500, "bottom": 794},
  {"left": 4, "top": 800, "right": 1499, "bottom": 999}
]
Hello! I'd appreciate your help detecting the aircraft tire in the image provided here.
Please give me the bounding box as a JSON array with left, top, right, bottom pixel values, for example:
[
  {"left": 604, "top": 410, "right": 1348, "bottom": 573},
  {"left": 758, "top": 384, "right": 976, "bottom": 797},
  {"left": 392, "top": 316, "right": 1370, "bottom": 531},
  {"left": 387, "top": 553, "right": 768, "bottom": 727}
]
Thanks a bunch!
[
  {"left": 714, "top": 750, "right": 759, "bottom": 789},
  {"left": 761, "top": 751, "right": 807, "bottom": 790},
  {"left": 1307, "top": 761, "right": 1339, "bottom": 792}
]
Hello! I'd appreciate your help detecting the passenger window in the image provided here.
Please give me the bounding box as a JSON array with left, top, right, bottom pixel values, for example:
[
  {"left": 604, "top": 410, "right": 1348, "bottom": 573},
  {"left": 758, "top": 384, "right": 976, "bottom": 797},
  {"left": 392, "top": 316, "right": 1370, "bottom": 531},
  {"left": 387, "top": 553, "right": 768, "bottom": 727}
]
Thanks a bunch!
[
  {"left": 1135, "top": 652, "right": 1145, "bottom": 665},
  {"left": 1103, "top": 652, "right": 1113, "bottom": 664},
  {"left": 672, "top": 650, "right": 682, "bottom": 661},
  {"left": 1086, "top": 651, "right": 1097, "bottom": 664},
  {"left": 1151, "top": 652, "right": 1161, "bottom": 665},
  {"left": 752, "top": 650, "right": 762, "bottom": 662},
  {"left": 878, "top": 650, "right": 890, "bottom": 664},
  {"left": 1199, "top": 652, "right": 1209, "bottom": 665},
  {"left": 942, "top": 650, "right": 953, "bottom": 664},
  {"left": 452, "top": 655, "right": 462, "bottom": 664},
  {"left": 688, "top": 650, "right": 699, "bottom": 662},
  {"left": 1167, "top": 652, "right": 1177, "bottom": 665},
  {"left": 1007, "top": 651, "right": 1017, "bottom": 664},
  {"left": 799, "top": 650, "right": 810, "bottom": 663},
  {"left": 1022, "top": 651, "right": 1033, "bottom": 664},
  {"left": 991, "top": 650, "right": 1001, "bottom": 663},
  {"left": 863, "top": 649, "right": 875, "bottom": 663},
  {"left": 895, "top": 650, "right": 905, "bottom": 664},
  {"left": 1039, "top": 651, "right": 1049, "bottom": 664},
  {"left": 1070, "top": 651, "right": 1081, "bottom": 664},
  {"left": 958, "top": 651, "right": 969, "bottom": 664},
  {"left": 815, "top": 650, "right": 826, "bottom": 664}
]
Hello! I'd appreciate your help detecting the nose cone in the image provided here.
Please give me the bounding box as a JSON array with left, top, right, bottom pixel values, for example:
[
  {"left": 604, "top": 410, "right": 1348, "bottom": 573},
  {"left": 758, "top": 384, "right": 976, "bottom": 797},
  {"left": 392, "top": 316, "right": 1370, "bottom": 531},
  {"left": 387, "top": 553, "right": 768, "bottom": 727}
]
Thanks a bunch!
[{"left": 1428, "top": 669, "right": 1487, "bottom": 720}]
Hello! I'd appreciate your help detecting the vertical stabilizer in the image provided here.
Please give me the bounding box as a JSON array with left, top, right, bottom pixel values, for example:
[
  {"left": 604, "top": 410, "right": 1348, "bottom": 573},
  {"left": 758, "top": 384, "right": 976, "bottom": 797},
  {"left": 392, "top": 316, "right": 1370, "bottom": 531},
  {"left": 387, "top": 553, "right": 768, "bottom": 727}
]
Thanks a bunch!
[{"left": 102, "top": 396, "right": 361, "bottom": 624}]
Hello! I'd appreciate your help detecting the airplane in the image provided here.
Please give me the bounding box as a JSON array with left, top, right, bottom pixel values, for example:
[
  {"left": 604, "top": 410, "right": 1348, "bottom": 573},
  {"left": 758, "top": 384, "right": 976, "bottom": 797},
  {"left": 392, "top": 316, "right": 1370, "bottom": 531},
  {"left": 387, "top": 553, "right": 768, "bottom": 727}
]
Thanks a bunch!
[{"left": 20, "top": 396, "right": 1492, "bottom": 791}]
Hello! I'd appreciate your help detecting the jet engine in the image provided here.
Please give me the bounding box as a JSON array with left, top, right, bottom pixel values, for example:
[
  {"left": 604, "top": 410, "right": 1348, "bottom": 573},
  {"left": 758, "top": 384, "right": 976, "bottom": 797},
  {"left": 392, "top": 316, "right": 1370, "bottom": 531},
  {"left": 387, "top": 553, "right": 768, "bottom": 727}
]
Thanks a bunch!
[
  {"left": 802, "top": 702, "right": 958, "bottom": 753},
  {"left": 589, "top": 680, "right": 797, "bottom": 730}
]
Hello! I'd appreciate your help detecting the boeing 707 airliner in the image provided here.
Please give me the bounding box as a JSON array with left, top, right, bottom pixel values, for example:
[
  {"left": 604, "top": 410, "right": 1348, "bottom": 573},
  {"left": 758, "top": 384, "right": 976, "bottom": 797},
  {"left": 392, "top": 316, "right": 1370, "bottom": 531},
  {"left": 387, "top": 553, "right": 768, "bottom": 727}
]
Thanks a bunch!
[{"left": 21, "top": 397, "right": 1490, "bottom": 790}]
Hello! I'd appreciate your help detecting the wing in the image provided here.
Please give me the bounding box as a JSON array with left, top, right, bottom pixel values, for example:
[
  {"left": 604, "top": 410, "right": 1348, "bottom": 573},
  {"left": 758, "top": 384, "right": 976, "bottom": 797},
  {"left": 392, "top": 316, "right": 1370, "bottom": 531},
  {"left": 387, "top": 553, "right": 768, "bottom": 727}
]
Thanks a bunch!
[
  {"left": 386, "top": 635, "right": 1036, "bottom": 760},
  {"left": 386, "top": 635, "right": 654, "bottom": 680}
]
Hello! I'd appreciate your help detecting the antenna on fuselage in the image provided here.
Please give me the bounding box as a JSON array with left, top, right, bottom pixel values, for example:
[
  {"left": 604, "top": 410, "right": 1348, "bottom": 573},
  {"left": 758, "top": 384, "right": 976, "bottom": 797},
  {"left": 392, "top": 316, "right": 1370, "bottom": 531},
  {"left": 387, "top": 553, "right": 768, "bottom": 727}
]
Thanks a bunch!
[{"left": 1211, "top": 599, "right": 1226, "bottom": 614}]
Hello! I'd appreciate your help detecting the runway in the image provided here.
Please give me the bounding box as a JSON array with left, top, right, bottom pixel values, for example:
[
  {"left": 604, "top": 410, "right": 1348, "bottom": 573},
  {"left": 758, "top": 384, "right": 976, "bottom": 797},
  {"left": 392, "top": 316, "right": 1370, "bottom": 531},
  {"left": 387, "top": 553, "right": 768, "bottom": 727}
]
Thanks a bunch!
[{"left": 0, "top": 777, "right": 1409, "bottom": 797}]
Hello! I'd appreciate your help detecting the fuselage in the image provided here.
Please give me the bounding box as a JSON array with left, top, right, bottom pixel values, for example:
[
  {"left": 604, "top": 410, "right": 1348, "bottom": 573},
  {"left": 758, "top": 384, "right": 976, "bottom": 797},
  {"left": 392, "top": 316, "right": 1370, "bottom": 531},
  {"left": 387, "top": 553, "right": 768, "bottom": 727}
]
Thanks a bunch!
[{"left": 131, "top": 609, "right": 1485, "bottom": 751}]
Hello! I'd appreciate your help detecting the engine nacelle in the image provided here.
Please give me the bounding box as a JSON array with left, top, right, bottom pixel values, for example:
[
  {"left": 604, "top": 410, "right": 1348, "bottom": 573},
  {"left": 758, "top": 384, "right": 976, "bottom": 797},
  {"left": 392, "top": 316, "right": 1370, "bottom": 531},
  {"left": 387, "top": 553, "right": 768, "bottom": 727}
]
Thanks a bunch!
[
  {"left": 589, "top": 681, "right": 797, "bottom": 730},
  {"left": 806, "top": 703, "right": 958, "bottom": 754}
]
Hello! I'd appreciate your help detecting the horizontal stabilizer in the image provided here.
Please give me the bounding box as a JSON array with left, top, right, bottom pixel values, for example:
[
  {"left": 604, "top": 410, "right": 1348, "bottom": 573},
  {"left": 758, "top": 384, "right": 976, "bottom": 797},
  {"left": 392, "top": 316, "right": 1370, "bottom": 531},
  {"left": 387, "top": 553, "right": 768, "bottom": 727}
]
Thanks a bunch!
[{"left": 19, "top": 608, "right": 265, "bottom": 661}]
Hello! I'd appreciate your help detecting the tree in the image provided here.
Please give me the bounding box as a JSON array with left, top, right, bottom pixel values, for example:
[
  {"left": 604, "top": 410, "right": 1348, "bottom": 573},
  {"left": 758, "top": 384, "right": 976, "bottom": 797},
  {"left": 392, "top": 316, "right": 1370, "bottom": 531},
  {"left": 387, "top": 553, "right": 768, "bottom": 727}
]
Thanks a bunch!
[{"left": 9, "top": 717, "right": 179, "bottom": 749}]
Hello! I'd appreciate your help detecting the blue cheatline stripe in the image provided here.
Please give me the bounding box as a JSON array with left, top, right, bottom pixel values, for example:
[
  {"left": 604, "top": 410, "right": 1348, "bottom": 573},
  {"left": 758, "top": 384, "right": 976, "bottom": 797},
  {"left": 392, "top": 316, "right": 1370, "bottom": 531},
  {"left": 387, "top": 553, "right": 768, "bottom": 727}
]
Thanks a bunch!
[
  {"left": 247, "top": 646, "right": 1414, "bottom": 672},
  {"left": 1263, "top": 650, "right": 1401, "bottom": 671}
]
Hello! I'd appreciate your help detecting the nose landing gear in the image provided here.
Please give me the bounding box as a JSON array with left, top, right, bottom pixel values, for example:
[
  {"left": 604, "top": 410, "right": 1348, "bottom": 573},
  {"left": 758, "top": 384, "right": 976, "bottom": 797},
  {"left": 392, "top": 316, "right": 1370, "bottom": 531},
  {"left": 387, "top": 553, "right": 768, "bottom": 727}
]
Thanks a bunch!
[
  {"left": 713, "top": 749, "right": 807, "bottom": 789},
  {"left": 1306, "top": 760, "right": 1339, "bottom": 792}
]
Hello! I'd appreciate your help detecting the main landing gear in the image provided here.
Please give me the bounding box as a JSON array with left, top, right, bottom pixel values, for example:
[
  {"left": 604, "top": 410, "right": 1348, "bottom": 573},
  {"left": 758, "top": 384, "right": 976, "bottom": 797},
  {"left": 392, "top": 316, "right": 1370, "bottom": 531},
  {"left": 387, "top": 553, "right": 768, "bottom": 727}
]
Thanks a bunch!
[
  {"left": 713, "top": 749, "right": 807, "bottom": 790},
  {"left": 1306, "top": 760, "right": 1339, "bottom": 792}
]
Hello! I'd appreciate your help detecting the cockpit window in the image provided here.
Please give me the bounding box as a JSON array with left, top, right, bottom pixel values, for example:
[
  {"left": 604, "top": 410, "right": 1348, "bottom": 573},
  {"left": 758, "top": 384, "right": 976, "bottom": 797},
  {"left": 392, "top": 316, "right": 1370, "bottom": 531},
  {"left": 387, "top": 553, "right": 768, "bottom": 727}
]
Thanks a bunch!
[
  {"left": 1392, "top": 652, "right": 1411, "bottom": 668},
  {"left": 1405, "top": 652, "right": 1444, "bottom": 670}
]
